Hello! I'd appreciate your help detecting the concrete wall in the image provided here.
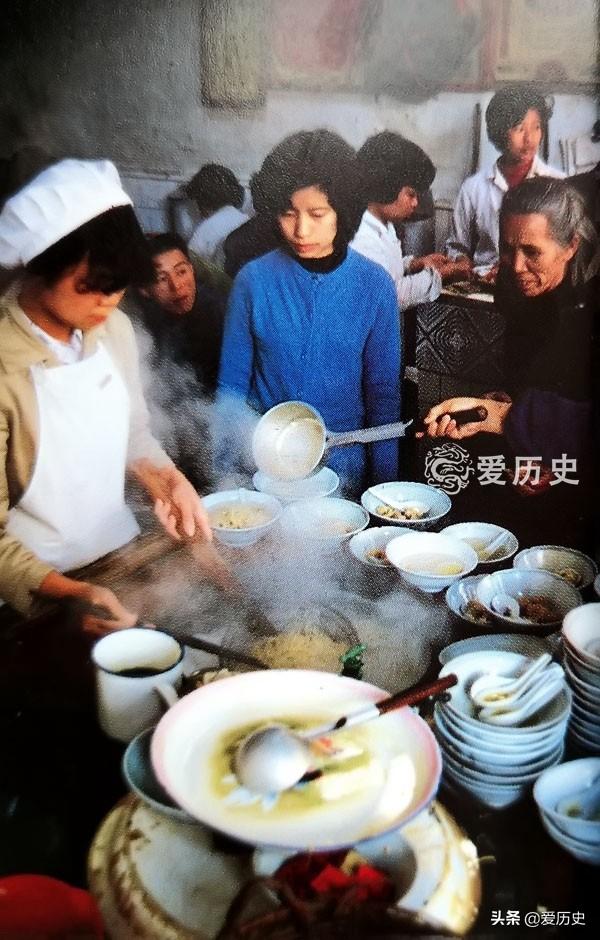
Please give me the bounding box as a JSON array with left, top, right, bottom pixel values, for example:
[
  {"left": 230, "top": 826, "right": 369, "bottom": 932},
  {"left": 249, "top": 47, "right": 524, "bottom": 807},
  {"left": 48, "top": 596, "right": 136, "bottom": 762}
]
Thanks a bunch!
[{"left": 1, "top": 0, "right": 597, "bottom": 231}]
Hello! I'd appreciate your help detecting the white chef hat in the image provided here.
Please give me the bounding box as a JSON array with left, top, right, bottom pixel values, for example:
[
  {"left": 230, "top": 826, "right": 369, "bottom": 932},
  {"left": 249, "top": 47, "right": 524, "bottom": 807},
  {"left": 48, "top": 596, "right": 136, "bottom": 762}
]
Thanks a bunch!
[{"left": 0, "top": 158, "right": 133, "bottom": 269}]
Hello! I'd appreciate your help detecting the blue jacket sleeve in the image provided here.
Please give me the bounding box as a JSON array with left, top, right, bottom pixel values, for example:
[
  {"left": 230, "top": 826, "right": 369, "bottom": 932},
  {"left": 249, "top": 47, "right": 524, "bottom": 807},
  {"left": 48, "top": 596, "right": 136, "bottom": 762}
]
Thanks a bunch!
[
  {"left": 363, "top": 274, "right": 402, "bottom": 482},
  {"left": 217, "top": 270, "right": 255, "bottom": 401},
  {"left": 504, "top": 389, "right": 591, "bottom": 464}
]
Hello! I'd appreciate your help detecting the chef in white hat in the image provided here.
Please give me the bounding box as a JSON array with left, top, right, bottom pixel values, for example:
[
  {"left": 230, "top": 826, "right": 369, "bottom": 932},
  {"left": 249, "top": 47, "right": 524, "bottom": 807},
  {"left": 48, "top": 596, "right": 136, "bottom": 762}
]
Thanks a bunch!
[{"left": 0, "top": 159, "right": 212, "bottom": 634}]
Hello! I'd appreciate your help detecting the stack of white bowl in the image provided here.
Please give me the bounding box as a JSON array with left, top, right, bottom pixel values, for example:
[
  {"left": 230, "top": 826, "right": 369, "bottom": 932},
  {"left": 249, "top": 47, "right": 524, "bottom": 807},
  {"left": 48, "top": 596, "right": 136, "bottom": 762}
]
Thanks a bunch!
[
  {"left": 561, "top": 604, "right": 600, "bottom": 754},
  {"left": 533, "top": 758, "right": 600, "bottom": 865},
  {"left": 435, "top": 651, "right": 570, "bottom": 809}
]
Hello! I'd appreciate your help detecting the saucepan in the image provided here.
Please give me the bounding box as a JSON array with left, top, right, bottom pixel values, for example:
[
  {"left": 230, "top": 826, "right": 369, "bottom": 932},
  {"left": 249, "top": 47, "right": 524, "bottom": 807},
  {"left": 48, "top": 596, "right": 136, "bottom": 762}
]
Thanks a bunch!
[
  {"left": 252, "top": 400, "right": 489, "bottom": 481},
  {"left": 252, "top": 401, "right": 414, "bottom": 481}
]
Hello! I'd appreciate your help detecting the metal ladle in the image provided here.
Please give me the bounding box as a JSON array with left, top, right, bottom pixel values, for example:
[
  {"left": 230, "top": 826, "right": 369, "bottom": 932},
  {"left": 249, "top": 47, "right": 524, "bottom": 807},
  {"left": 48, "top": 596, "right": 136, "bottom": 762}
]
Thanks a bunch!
[
  {"left": 252, "top": 401, "right": 413, "bottom": 481},
  {"left": 234, "top": 673, "right": 457, "bottom": 795}
]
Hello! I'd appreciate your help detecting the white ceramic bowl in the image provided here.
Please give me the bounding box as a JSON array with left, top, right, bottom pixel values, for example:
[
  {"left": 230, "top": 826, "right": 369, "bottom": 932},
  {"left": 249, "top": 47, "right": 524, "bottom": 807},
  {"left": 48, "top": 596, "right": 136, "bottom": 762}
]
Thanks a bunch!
[
  {"left": 513, "top": 545, "right": 597, "bottom": 591},
  {"left": 595, "top": 574, "right": 600, "bottom": 600},
  {"left": 539, "top": 810, "right": 600, "bottom": 864},
  {"left": 434, "top": 705, "right": 564, "bottom": 765},
  {"left": 151, "top": 670, "right": 442, "bottom": 850},
  {"left": 533, "top": 759, "right": 600, "bottom": 842},
  {"left": 439, "top": 651, "right": 571, "bottom": 734},
  {"left": 386, "top": 532, "right": 478, "bottom": 594},
  {"left": 444, "top": 575, "right": 494, "bottom": 627},
  {"left": 564, "top": 654, "right": 600, "bottom": 689},
  {"left": 122, "top": 727, "right": 195, "bottom": 824},
  {"left": 252, "top": 466, "right": 339, "bottom": 503},
  {"left": 348, "top": 526, "right": 409, "bottom": 569},
  {"left": 439, "top": 633, "right": 555, "bottom": 667},
  {"left": 442, "top": 523, "right": 518, "bottom": 567},
  {"left": 202, "top": 488, "right": 282, "bottom": 547},
  {"left": 279, "top": 497, "right": 369, "bottom": 547},
  {"left": 435, "top": 701, "right": 568, "bottom": 751},
  {"left": 562, "top": 604, "right": 600, "bottom": 667},
  {"left": 476, "top": 569, "right": 582, "bottom": 632},
  {"left": 439, "top": 739, "right": 563, "bottom": 785},
  {"left": 361, "top": 482, "right": 451, "bottom": 531},
  {"left": 442, "top": 765, "right": 530, "bottom": 810}
]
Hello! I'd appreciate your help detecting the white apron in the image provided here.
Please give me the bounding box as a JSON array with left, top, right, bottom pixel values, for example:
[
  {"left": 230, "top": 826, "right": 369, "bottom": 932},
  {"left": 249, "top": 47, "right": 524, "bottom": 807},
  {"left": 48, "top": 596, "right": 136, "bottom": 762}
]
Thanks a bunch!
[{"left": 6, "top": 342, "right": 140, "bottom": 572}]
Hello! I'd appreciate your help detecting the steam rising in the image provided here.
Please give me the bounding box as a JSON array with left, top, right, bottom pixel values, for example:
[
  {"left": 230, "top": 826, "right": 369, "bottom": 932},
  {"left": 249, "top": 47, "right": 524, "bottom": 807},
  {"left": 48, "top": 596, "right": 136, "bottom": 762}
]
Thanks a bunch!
[{"left": 124, "top": 324, "right": 454, "bottom": 692}]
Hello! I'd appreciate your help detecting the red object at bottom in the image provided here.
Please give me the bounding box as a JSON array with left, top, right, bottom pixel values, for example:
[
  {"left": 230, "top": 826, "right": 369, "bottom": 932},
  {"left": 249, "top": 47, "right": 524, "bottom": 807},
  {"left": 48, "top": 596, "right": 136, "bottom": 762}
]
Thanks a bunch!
[{"left": 0, "top": 875, "right": 103, "bottom": 938}]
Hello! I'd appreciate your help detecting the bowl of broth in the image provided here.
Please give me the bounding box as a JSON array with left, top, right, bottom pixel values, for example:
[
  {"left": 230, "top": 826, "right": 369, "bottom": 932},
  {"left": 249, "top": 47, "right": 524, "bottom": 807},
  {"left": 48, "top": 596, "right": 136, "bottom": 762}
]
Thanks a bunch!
[
  {"left": 386, "top": 532, "right": 478, "bottom": 594},
  {"left": 202, "top": 488, "right": 282, "bottom": 546}
]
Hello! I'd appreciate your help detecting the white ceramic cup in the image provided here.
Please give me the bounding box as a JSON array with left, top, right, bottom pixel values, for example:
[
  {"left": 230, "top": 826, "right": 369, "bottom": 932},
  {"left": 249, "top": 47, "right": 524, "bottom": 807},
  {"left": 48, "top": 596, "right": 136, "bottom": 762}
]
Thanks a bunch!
[{"left": 92, "top": 628, "right": 184, "bottom": 742}]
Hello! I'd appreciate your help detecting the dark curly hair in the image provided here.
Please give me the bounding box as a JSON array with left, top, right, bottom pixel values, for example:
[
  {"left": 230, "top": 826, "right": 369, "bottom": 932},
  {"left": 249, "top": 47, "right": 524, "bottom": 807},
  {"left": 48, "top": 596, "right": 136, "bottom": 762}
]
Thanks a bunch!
[
  {"left": 486, "top": 84, "right": 553, "bottom": 153},
  {"left": 356, "top": 132, "right": 436, "bottom": 204},
  {"left": 251, "top": 130, "right": 363, "bottom": 251},
  {"left": 185, "top": 163, "right": 244, "bottom": 214}
]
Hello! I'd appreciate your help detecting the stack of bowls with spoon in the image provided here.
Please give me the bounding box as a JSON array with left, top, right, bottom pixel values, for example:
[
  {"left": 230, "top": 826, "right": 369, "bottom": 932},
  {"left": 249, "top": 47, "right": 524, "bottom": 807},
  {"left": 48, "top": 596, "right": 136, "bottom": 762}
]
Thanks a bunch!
[
  {"left": 561, "top": 604, "right": 600, "bottom": 754},
  {"left": 533, "top": 757, "right": 600, "bottom": 865},
  {"left": 434, "top": 651, "right": 570, "bottom": 809}
]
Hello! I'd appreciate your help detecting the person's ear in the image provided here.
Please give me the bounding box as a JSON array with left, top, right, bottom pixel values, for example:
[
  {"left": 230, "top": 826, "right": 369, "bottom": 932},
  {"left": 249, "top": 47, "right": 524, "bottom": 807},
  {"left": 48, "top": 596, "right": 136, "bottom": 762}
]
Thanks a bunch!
[{"left": 565, "top": 235, "right": 580, "bottom": 262}]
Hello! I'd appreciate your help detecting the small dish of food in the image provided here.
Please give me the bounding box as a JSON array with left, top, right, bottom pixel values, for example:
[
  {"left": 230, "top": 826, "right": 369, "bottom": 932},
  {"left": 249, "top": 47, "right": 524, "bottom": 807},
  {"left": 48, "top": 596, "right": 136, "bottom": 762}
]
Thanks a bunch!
[
  {"left": 280, "top": 497, "right": 369, "bottom": 547},
  {"left": 202, "top": 488, "right": 282, "bottom": 547},
  {"left": 476, "top": 569, "right": 582, "bottom": 633},
  {"left": 445, "top": 575, "right": 494, "bottom": 626},
  {"left": 348, "top": 526, "right": 410, "bottom": 569},
  {"left": 513, "top": 546, "right": 598, "bottom": 591},
  {"left": 441, "top": 522, "right": 518, "bottom": 567},
  {"left": 386, "top": 532, "right": 478, "bottom": 594},
  {"left": 361, "top": 482, "right": 451, "bottom": 530}
]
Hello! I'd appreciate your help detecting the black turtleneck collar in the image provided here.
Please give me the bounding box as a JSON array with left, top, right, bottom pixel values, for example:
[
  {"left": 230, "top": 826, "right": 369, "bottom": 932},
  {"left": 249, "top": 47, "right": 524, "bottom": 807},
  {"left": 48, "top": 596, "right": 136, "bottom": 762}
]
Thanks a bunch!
[{"left": 284, "top": 244, "right": 348, "bottom": 274}]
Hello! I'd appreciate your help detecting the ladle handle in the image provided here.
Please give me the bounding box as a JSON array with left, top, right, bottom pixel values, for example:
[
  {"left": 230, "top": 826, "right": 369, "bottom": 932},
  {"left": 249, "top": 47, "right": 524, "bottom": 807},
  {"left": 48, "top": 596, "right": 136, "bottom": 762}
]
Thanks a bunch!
[
  {"left": 376, "top": 673, "right": 458, "bottom": 715},
  {"left": 327, "top": 420, "right": 413, "bottom": 448}
]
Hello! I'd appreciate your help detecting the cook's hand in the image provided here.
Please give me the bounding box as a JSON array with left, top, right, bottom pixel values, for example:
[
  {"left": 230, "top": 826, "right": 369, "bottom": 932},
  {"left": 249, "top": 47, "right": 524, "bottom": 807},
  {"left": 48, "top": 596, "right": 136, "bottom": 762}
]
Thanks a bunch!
[
  {"left": 418, "top": 397, "right": 511, "bottom": 440},
  {"left": 76, "top": 583, "right": 138, "bottom": 637},
  {"left": 153, "top": 470, "right": 212, "bottom": 542}
]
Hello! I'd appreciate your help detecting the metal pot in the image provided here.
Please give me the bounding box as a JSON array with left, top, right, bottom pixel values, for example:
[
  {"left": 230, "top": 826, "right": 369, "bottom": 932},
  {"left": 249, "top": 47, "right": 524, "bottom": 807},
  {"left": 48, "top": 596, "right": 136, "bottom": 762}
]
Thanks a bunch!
[{"left": 252, "top": 401, "right": 413, "bottom": 481}]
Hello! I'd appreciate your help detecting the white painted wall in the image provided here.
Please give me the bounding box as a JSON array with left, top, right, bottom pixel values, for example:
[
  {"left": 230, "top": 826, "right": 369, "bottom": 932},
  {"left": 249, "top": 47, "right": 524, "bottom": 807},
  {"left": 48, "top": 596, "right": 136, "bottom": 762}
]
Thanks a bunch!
[{"left": 1, "top": 1, "right": 596, "bottom": 234}]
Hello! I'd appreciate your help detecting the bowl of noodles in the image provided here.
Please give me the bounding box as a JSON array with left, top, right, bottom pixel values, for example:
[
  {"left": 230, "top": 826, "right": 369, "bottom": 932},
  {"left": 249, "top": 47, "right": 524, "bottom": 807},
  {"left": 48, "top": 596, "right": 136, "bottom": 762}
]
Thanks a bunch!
[{"left": 202, "top": 488, "right": 282, "bottom": 546}]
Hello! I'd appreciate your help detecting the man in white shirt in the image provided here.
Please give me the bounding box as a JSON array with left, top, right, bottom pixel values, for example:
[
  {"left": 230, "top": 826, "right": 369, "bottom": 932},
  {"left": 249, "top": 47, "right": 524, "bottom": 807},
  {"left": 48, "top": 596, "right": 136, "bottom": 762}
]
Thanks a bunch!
[
  {"left": 186, "top": 163, "right": 248, "bottom": 268},
  {"left": 351, "top": 133, "right": 468, "bottom": 310}
]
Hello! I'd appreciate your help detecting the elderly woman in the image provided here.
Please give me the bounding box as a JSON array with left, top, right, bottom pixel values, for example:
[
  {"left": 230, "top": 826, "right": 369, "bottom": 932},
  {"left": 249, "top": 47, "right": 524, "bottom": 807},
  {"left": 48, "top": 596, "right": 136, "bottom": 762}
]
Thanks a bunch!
[
  {"left": 217, "top": 130, "right": 401, "bottom": 491},
  {"left": 447, "top": 85, "right": 564, "bottom": 278},
  {"left": 423, "top": 178, "right": 598, "bottom": 544},
  {"left": 0, "top": 159, "right": 211, "bottom": 633}
]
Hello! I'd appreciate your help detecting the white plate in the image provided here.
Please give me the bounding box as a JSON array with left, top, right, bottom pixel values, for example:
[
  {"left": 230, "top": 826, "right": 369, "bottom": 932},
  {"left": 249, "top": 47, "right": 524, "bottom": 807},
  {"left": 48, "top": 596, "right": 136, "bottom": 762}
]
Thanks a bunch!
[
  {"left": 252, "top": 466, "right": 339, "bottom": 502},
  {"left": 152, "top": 670, "right": 442, "bottom": 850}
]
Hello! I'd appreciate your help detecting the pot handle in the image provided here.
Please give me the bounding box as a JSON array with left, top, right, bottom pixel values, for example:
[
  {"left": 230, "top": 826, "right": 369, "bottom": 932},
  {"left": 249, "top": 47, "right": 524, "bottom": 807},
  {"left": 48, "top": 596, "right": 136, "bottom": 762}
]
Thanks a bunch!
[{"left": 327, "top": 419, "right": 414, "bottom": 448}]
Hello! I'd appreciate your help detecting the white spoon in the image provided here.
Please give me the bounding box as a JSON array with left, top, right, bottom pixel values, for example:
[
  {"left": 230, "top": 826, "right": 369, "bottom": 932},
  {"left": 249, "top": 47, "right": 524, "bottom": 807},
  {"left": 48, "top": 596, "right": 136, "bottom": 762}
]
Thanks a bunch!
[
  {"left": 556, "top": 776, "right": 600, "bottom": 821},
  {"left": 469, "top": 653, "right": 552, "bottom": 708},
  {"left": 367, "top": 488, "right": 430, "bottom": 519},
  {"left": 478, "top": 530, "right": 511, "bottom": 562},
  {"left": 490, "top": 592, "right": 520, "bottom": 619},
  {"left": 234, "top": 674, "right": 457, "bottom": 795},
  {"left": 477, "top": 672, "right": 565, "bottom": 726}
]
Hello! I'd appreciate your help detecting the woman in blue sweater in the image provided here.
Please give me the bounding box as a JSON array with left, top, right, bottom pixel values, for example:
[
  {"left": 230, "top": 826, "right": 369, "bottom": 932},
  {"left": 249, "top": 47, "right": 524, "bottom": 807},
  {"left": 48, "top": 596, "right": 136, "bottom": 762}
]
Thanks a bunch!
[{"left": 217, "top": 130, "right": 401, "bottom": 492}]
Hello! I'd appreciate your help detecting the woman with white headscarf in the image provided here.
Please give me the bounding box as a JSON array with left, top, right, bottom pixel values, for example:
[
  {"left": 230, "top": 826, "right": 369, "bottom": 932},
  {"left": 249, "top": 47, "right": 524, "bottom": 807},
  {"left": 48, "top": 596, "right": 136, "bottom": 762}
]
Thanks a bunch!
[{"left": 0, "top": 159, "right": 211, "bottom": 634}]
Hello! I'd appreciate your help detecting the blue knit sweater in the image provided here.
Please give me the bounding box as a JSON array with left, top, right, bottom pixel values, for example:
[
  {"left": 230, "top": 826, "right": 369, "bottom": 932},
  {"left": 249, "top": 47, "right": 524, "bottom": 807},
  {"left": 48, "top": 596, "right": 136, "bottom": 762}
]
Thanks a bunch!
[{"left": 217, "top": 248, "right": 402, "bottom": 488}]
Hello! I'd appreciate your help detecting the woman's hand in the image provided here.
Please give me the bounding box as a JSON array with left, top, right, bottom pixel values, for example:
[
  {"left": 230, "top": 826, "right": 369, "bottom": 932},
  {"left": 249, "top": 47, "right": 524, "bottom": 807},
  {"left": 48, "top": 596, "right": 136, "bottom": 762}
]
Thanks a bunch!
[
  {"left": 36, "top": 572, "right": 138, "bottom": 636},
  {"left": 419, "top": 397, "right": 512, "bottom": 440},
  {"left": 152, "top": 469, "right": 212, "bottom": 542},
  {"left": 129, "top": 459, "right": 212, "bottom": 542}
]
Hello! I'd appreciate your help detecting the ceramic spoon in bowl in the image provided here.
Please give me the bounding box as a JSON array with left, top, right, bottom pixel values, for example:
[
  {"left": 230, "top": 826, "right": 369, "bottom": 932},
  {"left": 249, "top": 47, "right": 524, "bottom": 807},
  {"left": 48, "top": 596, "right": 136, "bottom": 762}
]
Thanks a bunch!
[
  {"left": 477, "top": 670, "right": 565, "bottom": 726},
  {"left": 234, "top": 673, "right": 458, "bottom": 795},
  {"left": 366, "top": 488, "right": 430, "bottom": 518},
  {"left": 469, "top": 653, "right": 552, "bottom": 707},
  {"left": 478, "top": 530, "right": 512, "bottom": 562}
]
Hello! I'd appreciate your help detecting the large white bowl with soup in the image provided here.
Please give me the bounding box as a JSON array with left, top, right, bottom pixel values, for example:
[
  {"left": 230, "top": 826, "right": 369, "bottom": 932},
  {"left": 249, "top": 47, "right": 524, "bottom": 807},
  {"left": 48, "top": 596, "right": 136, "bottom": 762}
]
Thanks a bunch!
[
  {"left": 151, "top": 670, "right": 442, "bottom": 850},
  {"left": 202, "top": 488, "right": 282, "bottom": 547},
  {"left": 386, "top": 532, "right": 478, "bottom": 594},
  {"left": 361, "top": 482, "right": 451, "bottom": 530}
]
